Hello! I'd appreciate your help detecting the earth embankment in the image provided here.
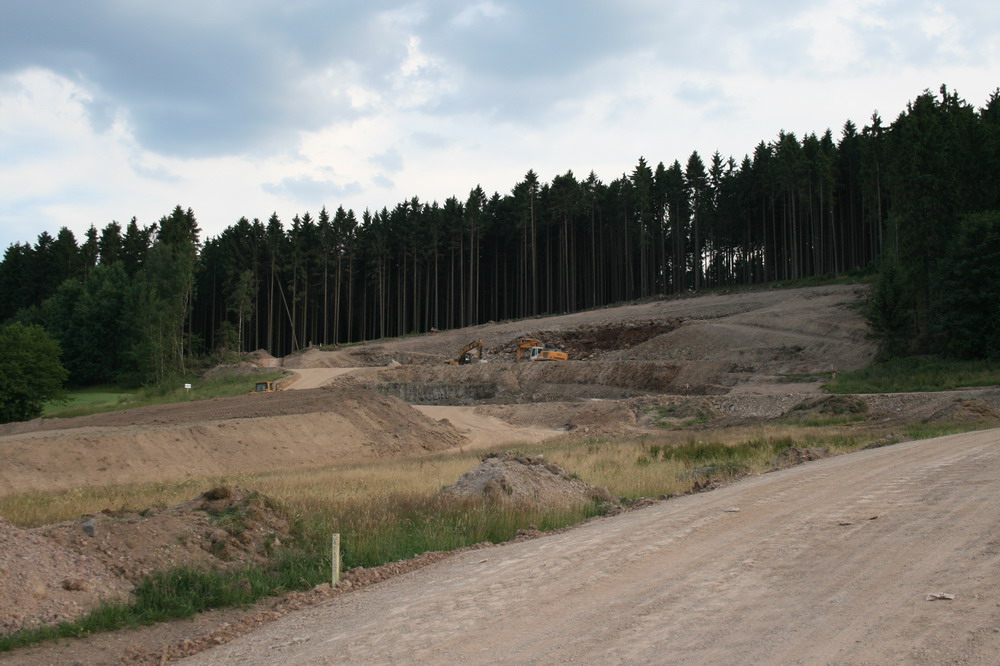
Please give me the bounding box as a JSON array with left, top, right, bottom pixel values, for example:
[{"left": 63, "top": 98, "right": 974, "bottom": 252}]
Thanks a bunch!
[{"left": 0, "top": 387, "right": 464, "bottom": 495}]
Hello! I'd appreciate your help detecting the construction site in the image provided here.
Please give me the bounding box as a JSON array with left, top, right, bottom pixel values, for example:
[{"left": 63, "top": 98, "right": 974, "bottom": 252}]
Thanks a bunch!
[{"left": 2, "top": 283, "right": 1000, "bottom": 664}]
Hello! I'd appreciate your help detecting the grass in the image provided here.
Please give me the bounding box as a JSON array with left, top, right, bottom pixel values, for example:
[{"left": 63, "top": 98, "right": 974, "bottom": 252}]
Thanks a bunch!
[
  {"left": 825, "top": 357, "right": 1000, "bottom": 394},
  {"left": 42, "top": 371, "right": 287, "bottom": 419},
  {"left": 0, "top": 420, "right": 985, "bottom": 651},
  {"left": 0, "top": 485, "right": 599, "bottom": 652}
]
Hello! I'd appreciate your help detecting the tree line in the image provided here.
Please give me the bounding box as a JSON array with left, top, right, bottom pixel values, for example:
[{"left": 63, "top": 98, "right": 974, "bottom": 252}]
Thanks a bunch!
[{"left": 2, "top": 84, "right": 998, "bottom": 391}]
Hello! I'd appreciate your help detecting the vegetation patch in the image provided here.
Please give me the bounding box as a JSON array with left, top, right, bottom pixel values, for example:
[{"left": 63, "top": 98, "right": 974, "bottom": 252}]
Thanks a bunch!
[
  {"left": 42, "top": 370, "right": 286, "bottom": 419},
  {"left": 824, "top": 357, "right": 1000, "bottom": 394},
  {"left": 783, "top": 395, "right": 868, "bottom": 426},
  {"left": 648, "top": 398, "right": 721, "bottom": 428}
]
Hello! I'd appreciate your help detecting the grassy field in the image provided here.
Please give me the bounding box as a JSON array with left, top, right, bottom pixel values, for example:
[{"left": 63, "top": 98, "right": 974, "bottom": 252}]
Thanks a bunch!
[{"left": 42, "top": 371, "right": 287, "bottom": 419}]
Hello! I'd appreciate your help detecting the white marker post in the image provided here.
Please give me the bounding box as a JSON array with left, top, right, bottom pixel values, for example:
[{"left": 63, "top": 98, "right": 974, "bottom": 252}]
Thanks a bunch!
[{"left": 332, "top": 533, "right": 341, "bottom": 584}]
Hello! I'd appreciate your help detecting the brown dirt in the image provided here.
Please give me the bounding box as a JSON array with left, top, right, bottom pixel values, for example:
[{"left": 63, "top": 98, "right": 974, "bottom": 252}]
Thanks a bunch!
[
  {"left": 0, "top": 386, "right": 465, "bottom": 495},
  {"left": 438, "top": 451, "right": 618, "bottom": 509},
  {"left": 0, "top": 488, "right": 291, "bottom": 635}
]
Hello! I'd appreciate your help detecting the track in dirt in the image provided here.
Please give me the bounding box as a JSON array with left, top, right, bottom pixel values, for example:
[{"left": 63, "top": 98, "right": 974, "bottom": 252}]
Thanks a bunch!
[{"left": 182, "top": 429, "right": 1000, "bottom": 665}]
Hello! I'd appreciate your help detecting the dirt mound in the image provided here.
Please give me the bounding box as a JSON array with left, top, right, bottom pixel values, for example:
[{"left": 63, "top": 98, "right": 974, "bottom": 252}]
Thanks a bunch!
[
  {"left": 1, "top": 488, "right": 292, "bottom": 636},
  {"left": 924, "top": 399, "right": 1000, "bottom": 425},
  {"left": 439, "top": 451, "right": 618, "bottom": 509},
  {"left": 0, "top": 518, "right": 133, "bottom": 635},
  {"left": 641, "top": 396, "right": 724, "bottom": 428},
  {"left": 786, "top": 395, "right": 869, "bottom": 420},
  {"left": 201, "top": 363, "right": 278, "bottom": 381},
  {"left": 35, "top": 487, "right": 292, "bottom": 583},
  {"left": 771, "top": 447, "right": 831, "bottom": 467}
]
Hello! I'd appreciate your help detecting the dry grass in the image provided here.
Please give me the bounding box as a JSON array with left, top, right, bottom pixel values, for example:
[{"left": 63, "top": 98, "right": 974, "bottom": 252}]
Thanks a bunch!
[{"left": 0, "top": 424, "right": 885, "bottom": 529}]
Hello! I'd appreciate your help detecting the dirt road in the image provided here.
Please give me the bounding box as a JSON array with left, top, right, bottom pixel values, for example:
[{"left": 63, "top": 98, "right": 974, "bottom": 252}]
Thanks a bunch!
[{"left": 183, "top": 429, "right": 1000, "bottom": 665}]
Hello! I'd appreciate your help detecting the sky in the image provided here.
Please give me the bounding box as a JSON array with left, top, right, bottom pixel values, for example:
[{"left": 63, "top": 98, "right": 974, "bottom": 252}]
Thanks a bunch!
[{"left": 1, "top": 0, "right": 998, "bottom": 251}]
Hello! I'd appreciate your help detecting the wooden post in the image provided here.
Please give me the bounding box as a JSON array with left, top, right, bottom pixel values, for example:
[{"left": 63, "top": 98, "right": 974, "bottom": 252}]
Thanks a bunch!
[{"left": 332, "top": 533, "right": 341, "bottom": 584}]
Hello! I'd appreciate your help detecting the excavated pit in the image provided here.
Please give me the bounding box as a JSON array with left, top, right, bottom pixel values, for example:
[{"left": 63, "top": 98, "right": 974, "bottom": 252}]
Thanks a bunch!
[
  {"left": 352, "top": 359, "right": 735, "bottom": 405},
  {"left": 492, "top": 320, "right": 685, "bottom": 362}
]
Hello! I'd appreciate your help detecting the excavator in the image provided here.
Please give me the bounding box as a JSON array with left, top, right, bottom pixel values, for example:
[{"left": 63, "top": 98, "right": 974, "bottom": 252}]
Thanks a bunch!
[
  {"left": 250, "top": 380, "right": 281, "bottom": 393},
  {"left": 445, "top": 339, "right": 484, "bottom": 365},
  {"left": 516, "top": 337, "right": 569, "bottom": 362}
]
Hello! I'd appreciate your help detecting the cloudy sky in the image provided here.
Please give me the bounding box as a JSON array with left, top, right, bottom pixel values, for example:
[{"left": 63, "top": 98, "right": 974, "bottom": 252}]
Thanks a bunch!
[{"left": 1, "top": 1, "right": 997, "bottom": 251}]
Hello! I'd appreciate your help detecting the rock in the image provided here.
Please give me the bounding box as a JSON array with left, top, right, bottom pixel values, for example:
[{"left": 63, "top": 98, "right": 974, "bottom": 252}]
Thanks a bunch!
[{"left": 61, "top": 578, "right": 87, "bottom": 591}]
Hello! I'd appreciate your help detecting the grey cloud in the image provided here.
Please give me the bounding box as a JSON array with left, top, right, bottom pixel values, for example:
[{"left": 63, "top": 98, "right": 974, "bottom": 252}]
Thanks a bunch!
[
  {"left": 369, "top": 148, "right": 404, "bottom": 173},
  {"left": 262, "top": 175, "right": 362, "bottom": 202},
  {"left": 0, "top": 1, "right": 400, "bottom": 158},
  {"left": 3, "top": 0, "right": 993, "bottom": 164}
]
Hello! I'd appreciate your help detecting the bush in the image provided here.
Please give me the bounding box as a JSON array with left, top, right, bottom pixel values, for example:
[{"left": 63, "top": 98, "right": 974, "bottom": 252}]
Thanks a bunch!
[{"left": 0, "top": 322, "right": 68, "bottom": 423}]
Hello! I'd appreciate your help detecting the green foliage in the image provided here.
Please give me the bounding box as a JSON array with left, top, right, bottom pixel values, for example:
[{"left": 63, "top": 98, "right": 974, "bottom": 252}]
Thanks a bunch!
[
  {"left": 133, "top": 206, "right": 201, "bottom": 383},
  {"left": 933, "top": 211, "right": 1000, "bottom": 359},
  {"left": 30, "top": 263, "right": 143, "bottom": 385},
  {"left": 867, "top": 259, "right": 912, "bottom": 359},
  {"left": 0, "top": 322, "right": 68, "bottom": 423},
  {"left": 824, "top": 357, "right": 1000, "bottom": 393}
]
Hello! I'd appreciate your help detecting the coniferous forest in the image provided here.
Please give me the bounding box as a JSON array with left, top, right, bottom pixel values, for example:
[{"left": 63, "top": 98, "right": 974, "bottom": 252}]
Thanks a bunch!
[{"left": 2, "top": 85, "right": 999, "bottom": 387}]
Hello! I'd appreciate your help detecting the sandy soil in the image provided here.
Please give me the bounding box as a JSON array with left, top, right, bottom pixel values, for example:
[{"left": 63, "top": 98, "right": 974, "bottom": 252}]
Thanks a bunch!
[
  {"left": 0, "top": 387, "right": 465, "bottom": 495},
  {"left": 182, "top": 428, "right": 1000, "bottom": 665}
]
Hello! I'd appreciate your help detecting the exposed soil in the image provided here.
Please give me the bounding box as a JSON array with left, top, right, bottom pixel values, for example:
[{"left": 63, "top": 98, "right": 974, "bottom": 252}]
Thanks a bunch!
[
  {"left": 3, "top": 284, "right": 1000, "bottom": 664},
  {"left": 1, "top": 488, "right": 292, "bottom": 635},
  {"left": 0, "top": 386, "right": 464, "bottom": 495},
  {"left": 438, "top": 451, "right": 618, "bottom": 509}
]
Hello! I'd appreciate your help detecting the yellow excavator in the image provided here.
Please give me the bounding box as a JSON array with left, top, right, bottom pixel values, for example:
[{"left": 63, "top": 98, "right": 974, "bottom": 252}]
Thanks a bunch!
[
  {"left": 516, "top": 337, "right": 569, "bottom": 362},
  {"left": 250, "top": 380, "right": 281, "bottom": 393},
  {"left": 445, "top": 339, "right": 484, "bottom": 365}
]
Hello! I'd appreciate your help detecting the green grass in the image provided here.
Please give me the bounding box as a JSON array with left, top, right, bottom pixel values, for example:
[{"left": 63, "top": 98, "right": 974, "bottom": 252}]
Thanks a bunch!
[
  {"left": 0, "top": 493, "right": 600, "bottom": 652},
  {"left": 42, "top": 371, "right": 287, "bottom": 419},
  {"left": 42, "top": 386, "right": 133, "bottom": 417},
  {"left": 825, "top": 357, "right": 1000, "bottom": 394}
]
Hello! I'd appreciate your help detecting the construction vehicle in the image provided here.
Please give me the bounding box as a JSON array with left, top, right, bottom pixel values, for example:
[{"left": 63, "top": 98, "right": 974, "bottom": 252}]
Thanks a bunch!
[
  {"left": 250, "top": 380, "right": 281, "bottom": 393},
  {"left": 516, "top": 337, "right": 569, "bottom": 362},
  {"left": 445, "top": 339, "right": 484, "bottom": 365}
]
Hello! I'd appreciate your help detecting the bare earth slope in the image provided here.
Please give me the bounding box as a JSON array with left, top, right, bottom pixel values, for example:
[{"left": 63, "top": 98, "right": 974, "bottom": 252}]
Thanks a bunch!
[
  {"left": 0, "top": 284, "right": 876, "bottom": 495},
  {"left": 184, "top": 429, "right": 1000, "bottom": 665},
  {"left": 0, "top": 387, "right": 464, "bottom": 495}
]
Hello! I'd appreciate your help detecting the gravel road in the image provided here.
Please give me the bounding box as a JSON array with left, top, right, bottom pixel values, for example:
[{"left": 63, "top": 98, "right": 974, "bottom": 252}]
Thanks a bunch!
[{"left": 182, "top": 428, "right": 1000, "bottom": 665}]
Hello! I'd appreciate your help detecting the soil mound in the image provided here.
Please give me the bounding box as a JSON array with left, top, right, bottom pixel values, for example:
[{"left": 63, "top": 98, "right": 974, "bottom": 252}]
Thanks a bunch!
[
  {"left": 439, "top": 452, "right": 618, "bottom": 509},
  {"left": 0, "top": 518, "right": 133, "bottom": 635},
  {"left": 924, "top": 399, "right": 1000, "bottom": 425},
  {"left": 771, "top": 447, "right": 831, "bottom": 467},
  {"left": 201, "top": 362, "right": 276, "bottom": 381},
  {"left": 786, "top": 395, "right": 868, "bottom": 420},
  {"left": 1, "top": 488, "right": 292, "bottom": 636}
]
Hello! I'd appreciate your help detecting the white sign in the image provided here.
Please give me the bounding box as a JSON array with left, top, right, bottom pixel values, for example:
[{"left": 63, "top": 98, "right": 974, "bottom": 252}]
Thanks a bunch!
[{"left": 184, "top": 383, "right": 192, "bottom": 389}]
